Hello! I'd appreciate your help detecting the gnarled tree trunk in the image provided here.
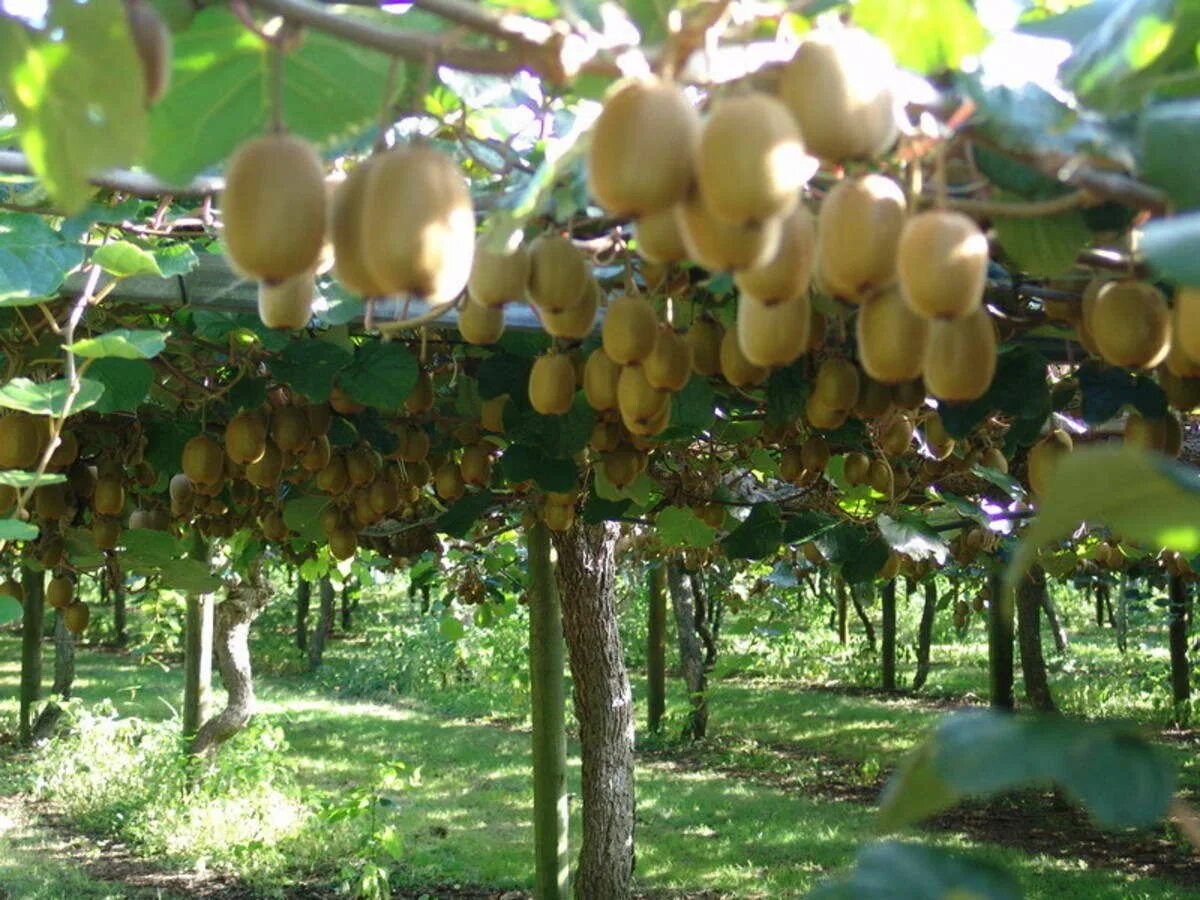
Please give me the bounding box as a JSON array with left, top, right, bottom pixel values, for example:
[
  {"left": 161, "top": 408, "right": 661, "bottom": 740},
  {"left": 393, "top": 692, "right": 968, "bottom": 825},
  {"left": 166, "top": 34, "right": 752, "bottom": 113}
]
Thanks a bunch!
[
  {"left": 689, "top": 572, "right": 718, "bottom": 668},
  {"left": 190, "top": 570, "right": 271, "bottom": 755},
  {"left": 1016, "top": 567, "right": 1055, "bottom": 712},
  {"left": 850, "top": 582, "right": 877, "bottom": 652},
  {"left": 988, "top": 571, "right": 1015, "bottom": 711},
  {"left": 1042, "top": 586, "right": 1068, "bottom": 653},
  {"left": 295, "top": 578, "right": 311, "bottom": 653},
  {"left": 667, "top": 563, "right": 707, "bottom": 741},
  {"left": 551, "top": 520, "right": 634, "bottom": 900},
  {"left": 1169, "top": 573, "right": 1191, "bottom": 724},
  {"left": 18, "top": 568, "right": 45, "bottom": 746},
  {"left": 32, "top": 611, "right": 76, "bottom": 741},
  {"left": 913, "top": 580, "right": 937, "bottom": 691},
  {"left": 307, "top": 577, "right": 335, "bottom": 672},
  {"left": 646, "top": 565, "right": 667, "bottom": 735},
  {"left": 881, "top": 579, "right": 897, "bottom": 692}
]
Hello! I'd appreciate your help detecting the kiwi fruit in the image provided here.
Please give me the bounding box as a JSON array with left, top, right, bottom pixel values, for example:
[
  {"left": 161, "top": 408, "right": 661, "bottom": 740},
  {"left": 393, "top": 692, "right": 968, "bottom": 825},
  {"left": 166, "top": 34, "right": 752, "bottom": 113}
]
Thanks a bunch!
[
  {"left": 602, "top": 294, "right": 659, "bottom": 365},
  {"left": 587, "top": 77, "right": 699, "bottom": 217},
  {"left": 1124, "top": 412, "right": 1169, "bottom": 453},
  {"left": 923, "top": 413, "right": 955, "bottom": 461},
  {"left": 529, "top": 353, "right": 576, "bottom": 416},
  {"left": 460, "top": 444, "right": 492, "bottom": 487},
  {"left": 734, "top": 204, "right": 816, "bottom": 305},
  {"left": 434, "top": 460, "right": 465, "bottom": 502},
  {"left": 1160, "top": 368, "right": 1200, "bottom": 411},
  {"left": 329, "top": 527, "right": 358, "bottom": 561},
  {"left": 329, "top": 384, "right": 366, "bottom": 416},
  {"left": 46, "top": 575, "right": 73, "bottom": 610},
  {"left": 805, "top": 392, "right": 847, "bottom": 431},
  {"left": 246, "top": 442, "right": 284, "bottom": 489},
  {"left": 800, "top": 434, "right": 830, "bottom": 473},
  {"left": 0, "top": 413, "right": 43, "bottom": 469},
  {"left": 634, "top": 208, "right": 689, "bottom": 264},
  {"left": 816, "top": 174, "right": 906, "bottom": 302},
  {"left": 617, "top": 365, "right": 670, "bottom": 432},
  {"left": 360, "top": 145, "right": 475, "bottom": 301},
  {"left": 868, "top": 458, "right": 894, "bottom": 497},
  {"left": 126, "top": 0, "right": 172, "bottom": 104},
  {"left": 854, "top": 376, "right": 892, "bottom": 419},
  {"left": 458, "top": 297, "right": 506, "bottom": 345},
  {"left": 602, "top": 446, "right": 643, "bottom": 488},
  {"left": 1027, "top": 429, "right": 1073, "bottom": 496},
  {"left": 923, "top": 308, "right": 997, "bottom": 402},
  {"left": 93, "top": 516, "right": 122, "bottom": 550},
  {"left": 90, "top": 473, "right": 124, "bottom": 517},
  {"left": 697, "top": 92, "right": 812, "bottom": 226},
  {"left": 643, "top": 326, "right": 693, "bottom": 392},
  {"left": 257, "top": 273, "right": 314, "bottom": 330},
  {"left": 346, "top": 446, "right": 379, "bottom": 487},
  {"left": 316, "top": 454, "right": 350, "bottom": 494},
  {"left": 843, "top": 451, "right": 871, "bottom": 486},
  {"left": 590, "top": 419, "right": 622, "bottom": 453},
  {"left": 542, "top": 500, "right": 576, "bottom": 532},
  {"left": 481, "top": 395, "right": 508, "bottom": 432},
  {"left": 527, "top": 234, "right": 589, "bottom": 315},
  {"left": 464, "top": 240, "right": 528, "bottom": 309},
  {"left": 1165, "top": 306, "right": 1200, "bottom": 377},
  {"left": 301, "top": 435, "right": 333, "bottom": 472},
  {"left": 1175, "top": 287, "right": 1200, "bottom": 364},
  {"left": 978, "top": 447, "right": 1008, "bottom": 473},
  {"left": 897, "top": 211, "right": 989, "bottom": 320},
  {"left": 270, "top": 406, "right": 309, "bottom": 452},
  {"left": 225, "top": 410, "right": 267, "bottom": 465},
  {"left": 260, "top": 509, "right": 289, "bottom": 542},
  {"left": 737, "top": 293, "right": 811, "bottom": 368},
  {"left": 814, "top": 358, "right": 860, "bottom": 413},
  {"left": 687, "top": 317, "right": 724, "bottom": 376},
  {"left": 719, "top": 323, "right": 769, "bottom": 387},
  {"left": 330, "top": 158, "right": 385, "bottom": 297},
  {"left": 405, "top": 372, "right": 435, "bottom": 415},
  {"left": 541, "top": 278, "right": 598, "bottom": 340},
  {"left": 222, "top": 135, "right": 327, "bottom": 283},
  {"left": 48, "top": 430, "right": 78, "bottom": 468},
  {"left": 879, "top": 412, "right": 915, "bottom": 457},
  {"left": 778, "top": 27, "right": 897, "bottom": 162},
  {"left": 583, "top": 349, "right": 621, "bottom": 411},
  {"left": 855, "top": 287, "right": 928, "bottom": 384},
  {"left": 1091, "top": 281, "right": 1170, "bottom": 368},
  {"left": 779, "top": 445, "right": 805, "bottom": 483},
  {"left": 675, "top": 190, "right": 782, "bottom": 272},
  {"left": 34, "top": 483, "right": 68, "bottom": 520}
]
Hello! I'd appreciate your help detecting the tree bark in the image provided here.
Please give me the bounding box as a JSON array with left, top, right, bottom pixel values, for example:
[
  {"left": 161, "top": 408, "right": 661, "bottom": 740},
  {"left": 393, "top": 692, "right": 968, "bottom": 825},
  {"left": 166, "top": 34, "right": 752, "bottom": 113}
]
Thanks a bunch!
[
  {"left": 105, "top": 554, "right": 127, "bottom": 648},
  {"left": 850, "top": 582, "right": 876, "bottom": 652},
  {"left": 18, "top": 568, "right": 44, "bottom": 746},
  {"left": 295, "top": 578, "right": 311, "bottom": 653},
  {"left": 1116, "top": 575, "right": 1129, "bottom": 653},
  {"left": 913, "top": 580, "right": 937, "bottom": 691},
  {"left": 1016, "top": 567, "right": 1055, "bottom": 712},
  {"left": 32, "top": 612, "right": 76, "bottom": 741},
  {"left": 646, "top": 565, "right": 667, "bottom": 735},
  {"left": 183, "top": 593, "right": 213, "bottom": 738},
  {"left": 881, "top": 578, "right": 897, "bottom": 692},
  {"left": 1169, "top": 573, "right": 1191, "bottom": 723},
  {"left": 526, "top": 523, "right": 569, "bottom": 899},
  {"left": 551, "top": 521, "right": 634, "bottom": 900},
  {"left": 1042, "top": 587, "right": 1068, "bottom": 653},
  {"left": 1094, "top": 583, "right": 1104, "bottom": 627},
  {"left": 340, "top": 577, "right": 356, "bottom": 631},
  {"left": 836, "top": 575, "right": 848, "bottom": 645},
  {"left": 689, "top": 572, "right": 718, "bottom": 668},
  {"left": 190, "top": 570, "right": 271, "bottom": 755},
  {"left": 667, "top": 563, "right": 708, "bottom": 741},
  {"left": 307, "top": 577, "right": 335, "bottom": 671},
  {"left": 988, "top": 571, "right": 1015, "bottom": 711}
]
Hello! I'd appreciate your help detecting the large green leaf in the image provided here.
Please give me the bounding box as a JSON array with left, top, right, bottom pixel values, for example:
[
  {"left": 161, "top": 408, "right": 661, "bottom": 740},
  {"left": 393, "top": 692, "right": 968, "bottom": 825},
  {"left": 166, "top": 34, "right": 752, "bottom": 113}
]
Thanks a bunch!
[
  {"left": 1140, "top": 211, "right": 1200, "bottom": 284},
  {"left": 496, "top": 444, "right": 576, "bottom": 492},
  {"left": 1138, "top": 99, "right": 1200, "bottom": 211},
  {"left": 504, "top": 394, "right": 595, "bottom": 459},
  {"left": 336, "top": 342, "right": 419, "bottom": 411},
  {"left": 0, "top": 470, "right": 64, "bottom": 489},
  {"left": 87, "top": 358, "right": 154, "bottom": 414},
  {"left": 855, "top": 0, "right": 987, "bottom": 74},
  {"left": 0, "top": 212, "right": 86, "bottom": 305},
  {"left": 0, "top": 377, "right": 104, "bottom": 416},
  {"left": 657, "top": 377, "right": 716, "bottom": 441},
  {"left": 68, "top": 328, "right": 168, "bottom": 360},
  {"left": 122, "top": 528, "right": 184, "bottom": 568},
  {"left": 0, "top": 0, "right": 147, "bottom": 212},
  {"left": 283, "top": 493, "right": 328, "bottom": 543},
  {"left": 721, "top": 503, "right": 782, "bottom": 560},
  {"left": 90, "top": 242, "right": 162, "bottom": 278},
  {"left": 267, "top": 340, "right": 353, "bottom": 403},
  {"left": 810, "top": 841, "right": 1021, "bottom": 900},
  {"left": 0, "top": 594, "right": 21, "bottom": 626},
  {"left": 156, "top": 558, "right": 221, "bottom": 593},
  {"left": 993, "top": 201, "right": 1092, "bottom": 277},
  {"left": 877, "top": 513, "right": 949, "bottom": 563},
  {"left": 145, "top": 8, "right": 407, "bottom": 184},
  {"left": 438, "top": 490, "right": 495, "bottom": 538},
  {"left": 0, "top": 518, "right": 38, "bottom": 540},
  {"left": 1007, "top": 446, "right": 1200, "bottom": 590},
  {"left": 655, "top": 505, "right": 716, "bottom": 549},
  {"left": 1077, "top": 362, "right": 1166, "bottom": 424}
]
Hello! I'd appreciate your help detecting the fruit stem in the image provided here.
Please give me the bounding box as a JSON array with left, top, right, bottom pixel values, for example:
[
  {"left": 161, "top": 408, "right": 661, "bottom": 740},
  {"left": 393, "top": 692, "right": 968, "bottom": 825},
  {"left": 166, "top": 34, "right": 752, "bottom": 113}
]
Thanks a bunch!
[{"left": 269, "top": 41, "right": 285, "bottom": 135}]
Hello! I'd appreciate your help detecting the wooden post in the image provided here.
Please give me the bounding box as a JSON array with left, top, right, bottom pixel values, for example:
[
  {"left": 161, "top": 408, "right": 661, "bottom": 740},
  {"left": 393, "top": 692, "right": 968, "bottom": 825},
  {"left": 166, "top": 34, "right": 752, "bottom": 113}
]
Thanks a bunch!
[
  {"left": 881, "top": 578, "right": 897, "bottom": 692},
  {"left": 182, "top": 535, "right": 213, "bottom": 738},
  {"left": 1169, "top": 573, "right": 1191, "bottom": 723},
  {"left": 17, "top": 568, "right": 45, "bottom": 746},
  {"left": 987, "top": 570, "right": 1014, "bottom": 710},
  {"left": 646, "top": 564, "right": 667, "bottom": 735}
]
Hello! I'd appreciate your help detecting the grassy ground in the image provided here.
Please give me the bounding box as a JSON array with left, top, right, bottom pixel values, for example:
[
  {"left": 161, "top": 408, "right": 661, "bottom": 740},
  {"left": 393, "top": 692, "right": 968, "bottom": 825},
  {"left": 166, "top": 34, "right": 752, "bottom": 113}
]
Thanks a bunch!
[{"left": 1, "top": 620, "right": 1198, "bottom": 898}]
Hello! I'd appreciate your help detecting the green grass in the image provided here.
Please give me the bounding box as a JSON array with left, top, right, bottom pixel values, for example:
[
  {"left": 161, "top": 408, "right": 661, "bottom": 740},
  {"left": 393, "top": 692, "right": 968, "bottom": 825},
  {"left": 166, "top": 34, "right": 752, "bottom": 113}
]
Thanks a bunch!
[{"left": 1, "top": 628, "right": 1198, "bottom": 898}]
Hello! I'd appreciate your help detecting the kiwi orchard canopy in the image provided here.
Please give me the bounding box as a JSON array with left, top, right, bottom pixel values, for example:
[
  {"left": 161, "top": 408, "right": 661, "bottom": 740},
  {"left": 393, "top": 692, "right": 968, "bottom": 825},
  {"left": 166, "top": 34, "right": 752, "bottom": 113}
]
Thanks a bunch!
[{"left": 2, "top": 0, "right": 1200, "bottom": 896}]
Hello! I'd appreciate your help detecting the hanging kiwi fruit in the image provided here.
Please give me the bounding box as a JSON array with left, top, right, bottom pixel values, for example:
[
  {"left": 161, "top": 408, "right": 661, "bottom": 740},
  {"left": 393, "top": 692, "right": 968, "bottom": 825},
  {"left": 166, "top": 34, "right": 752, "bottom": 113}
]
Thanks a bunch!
[
  {"left": 458, "top": 297, "right": 506, "bottom": 345},
  {"left": 634, "top": 208, "right": 689, "bottom": 265},
  {"left": 923, "top": 308, "right": 997, "bottom": 402},
  {"left": 527, "top": 233, "right": 589, "bottom": 315},
  {"left": 330, "top": 158, "right": 385, "bottom": 297},
  {"left": 257, "top": 272, "right": 315, "bottom": 330},
  {"left": 529, "top": 353, "right": 577, "bottom": 416},
  {"left": 816, "top": 174, "right": 906, "bottom": 302},
  {"left": 734, "top": 203, "right": 816, "bottom": 306},
  {"left": 855, "top": 287, "right": 929, "bottom": 384},
  {"left": 736, "top": 293, "right": 811, "bottom": 369},
  {"left": 1090, "top": 281, "right": 1171, "bottom": 369},
  {"left": 643, "top": 326, "right": 694, "bottom": 393},
  {"left": 719, "top": 323, "right": 769, "bottom": 388},
  {"left": 541, "top": 278, "right": 599, "bottom": 340},
  {"left": 675, "top": 189, "right": 782, "bottom": 273},
  {"left": 126, "top": 0, "right": 173, "bottom": 105},
  {"left": 897, "top": 210, "right": 989, "bottom": 320},
  {"left": 468, "top": 239, "right": 531, "bottom": 308},
  {"left": 602, "top": 294, "right": 660, "bottom": 366},
  {"left": 686, "top": 317, "right": 724, "bottom": 377}
]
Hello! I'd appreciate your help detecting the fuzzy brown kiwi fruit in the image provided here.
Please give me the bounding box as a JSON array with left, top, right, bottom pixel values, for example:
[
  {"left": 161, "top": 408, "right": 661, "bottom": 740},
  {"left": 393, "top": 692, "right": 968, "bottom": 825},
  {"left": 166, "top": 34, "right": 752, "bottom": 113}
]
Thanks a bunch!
[
  {"left": 602, "top": 446, "right": 643, "bottom": 488},
  {"left": 34, "top": 483, "right": 68, "bottom": 520},
  {"left": 257, "top": 272, "right": 315, "bottom": 330},
  {"left": 687, "top": 317, "right": 724, "bottom": 376},
  {"left": 222, "top": 135, "right": 327, "bottom": 283},
  {"left": 1027, "top": 429, "right": 1072, "bottom": 496},
  {"left": 586, "top": 77, "right": 699, "bottom": 217},
  {"left": 329, "top": 384, "right": 366, "bottom": 416},
  {"left": 854, "top": 376, "right": 892, "bottom": 419},
  {"left": 1175, "top": 287, "right": 1200, "bottom": 365},
  {"left": 923, "top": 308, "right": 997, "bottom": 401},
  {"left": 224, "top": 410, "right": 268, "bottom": 465},
  {"left": 48, "top": 430, "right": 78, "bottom": 468},
  {"left": 923, "top": 413, "right": 955, "bottom": 461},
  {"left": 541, "top": 278, "right": 598, "bottom": 340},
  {"left": 329, "top": 527, "right": 358, "bottom": 561},
  {"left": 126, "top": 0, "right": 172, "bottom": 104},
  {"left": 481, "top": 395, "right": 508, "bottom": 432},
  {"left": 434, "top": 460, "right": 465, "bottom": 502},
  {"left": 878, "top": 412, "right": 915, "bottom": 457},
  {"left": 260, "top": 509, "right": 290, "bottom": 542},
  {"left": 346, "top": 446, "right": 379, "bottom": 487},
  {"left": 843, "top": 451, "right": 871, "bottom": 486},
  {"left": 778, "top": 27, "right": 897, "bottom": 162},
  {"left": 602, "top": 294, "right": 659, "bottom": 365},
  {"left": 816, "top": 174, "right": 906, "bottom": 302},
  {"left": 527, "top": 234, "right": 589, "bottom": 315},
  {"left": 675, "top": 190, "right": 782, "bottom": 272},
  {"left": 46, "top": 575, "right": 73, "bottom": 610},
  {"left": 405, "top": 372, "right": 435, "bottom": 415},
  {"left": 590, "top": 419, "right": 622, "bottom": 453},
  {"left": 302, "top": 434, "right": 333, "bottom": 472},
  {"left": 0, "top": 413, "right": 43, "bottom": 469},
  {"left": 529, "top": 353, "right": 577, "bottom": 416},
  {"left": 813, "top": 358, "right": 860, "bottom": 413},
  {"left": 330, "top": 158, "right": 385, "bottom": 297},
  {"left": 779, "top": 446, "right": 805, "bottom": 483},
  {"left": 270, "top": 406, "right": 310, "bottom": 453},
  {"left": 316, "top": 454, "right": 350, "bottom": 494},
  {"left": 459, "top": 444, "right": 492, "bottom": 487},
  {"left": 1090, "top": 281, "right": 1170, "bottom": 368},
  {"left": 805, "top": 392, "right": 846, "bottom": 431},
  {"left": 542, "top": 500, "right": 576, "bottom": 532},
  {"left": 360, "top": 146, "right": 475, "bottom": 301},
  {"left": 868, "top": 458, "right": 894, "bottom": 497},
  {"left": 246, "top": 442, "right": 284, "bottom": 489},
  {"left": 92, "top": 474, "right": 125, "bottom": 517},
  {"left": 634, "top": 208, "right": 689, "bottom": 264},
  {"left": 855, "top": 287, "right": 928, "bottom": 384},
  {"left": 734, "top": 204, "right": 816, "bottom": 305},
  {"left": 697, "top": 92, "right": 813, "bottom": 226},
  {"left": 736, "top": 293, "right": 811, "bottom": 369},
  {"left": 61, "top": 600, "right": 90, "bottom": 635},
  {"left": 897, "top": 211, "right": 989, "bottom": 320},
  {"left": 617, "top": 365, "right": 670, "bottom": 432},
  {"left": 468, "top": 239, "right": 531, "bottom": 308},
  {"left": 458, "top": 297, "right": 506, "bottom": 345},
  {"left": 583, "top": 349, "right": 621, "bottom": 411},
  {"left": 1160, "top": 368, "right": 1200, "bottom": 411},
  {"left": 719, "top": 323, "right": 768, "bottom": 387},
  {"left": 643, "top": 325, "right": 694, "bottom": 392},
  {"left": 800, "top": 434, "right": 829, "bottom": 473},
  {"left": 1165, "top": 305, "right": 1200, "bottom": 377}
]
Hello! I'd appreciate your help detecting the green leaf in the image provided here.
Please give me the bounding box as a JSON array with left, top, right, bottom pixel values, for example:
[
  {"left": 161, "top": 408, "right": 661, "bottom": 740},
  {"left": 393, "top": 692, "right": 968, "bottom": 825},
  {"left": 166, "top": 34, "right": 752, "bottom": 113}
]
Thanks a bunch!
[
  {"left": 267, "top": 340, "right": 353, "bottom": 404},
  {"left": 855, "top": 0, "right": 987, "bottom": 74},
  {"left": 156, "top": 558, "right": 221, "bottom": 593},
  {"left": 283, "top": 494, "right": 329, "bottom": 543},
  {"left": 88, "top": 359, "right": 154, "bottom": 414},
  {"left": 655, "top": 506, "right": 716, "bottom": 549},
  {"left": 475, "top": 352, "right": 532, "bottom": 401},
  {"left": 438, "top": 490, "right": 494, "bottom": 538},
  {"left": 0, "top": 211, "right": 86, "bottom": 305},
  {"left": 439, "top": 615, "right": 465, "bottom": 641},
  {"left": 765, "top": 363, "right": 809, "bottom": 428},
  {"left": 0, "top": 594, "right": 21, "bottom": 626},
  {"left": 0, "top": 518, "right": 38, "bottom": 541},
  {"left": 583, "top": 489, "right": 632, "bottom": 524},
  {"left": 0, "top": 470, "right": 64, "bottom": 489},
  {"left": 0, "top": 0, "right": 147, "bottom": 212},
  {"left": 504, "top": 394, "right": 596, "bottom": 458},
  {"left": 1139, "top": 100, "right": 1200, "bottom": 211},
  {"left": 721, "top": 503, "right": 782, "bottom": 560},
  {"left": 842, "top": 536, "right": 891, "bottom": 585},
  {"left": 121, "top": 529, "right": 183, "bottom": 568},
  {"left": 0, "top": 377, "right": 104, "bottom": 416},
  {"left": 1007, "top": 446, "right": 1200, "bottom": 591},
  {"left": 497, "top": 445, "right": 577, "bottom": 493},
  {"left": 781, "top": 509, "right": 838, "bottom": 544},
  {"left": 1077, "top": 362, "right": 1166, "bottom": 424},
  {"left": 145, "top": 8, "right": 406, "bottom": 185},
  {"left": 153, "top": 244, "right": 199, "bottom": 278},
  {"left": 810, "top": 841, "right": 1021, "bottom": 900},
  {"left": 656, "top": 377, "right": 716, "bottom": 441},
  {"left": 68, "top": 328, "right": 167, "bottom": 360},
  {"left": 993, "top": 201, "right": 1092, "bottom": 277},
  {"left": 877, "top": 513, "right": 949, "bottom": 563},
  {"left": 1140, "top": 212, "right": 1200, "bottom": 285},
  {"left": 90, "top": 242, "right": 162, "bottom": 278},
  {"left": 336, "top": 342, "right": 419, "bottom": 410}
]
